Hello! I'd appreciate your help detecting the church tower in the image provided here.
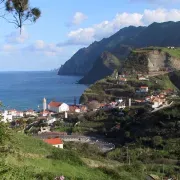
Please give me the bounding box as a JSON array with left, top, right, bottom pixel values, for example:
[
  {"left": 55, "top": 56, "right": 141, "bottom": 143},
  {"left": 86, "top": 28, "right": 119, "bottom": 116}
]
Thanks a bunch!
[{"left": 43, "top": 98, "right": 47, "bottom": 111}]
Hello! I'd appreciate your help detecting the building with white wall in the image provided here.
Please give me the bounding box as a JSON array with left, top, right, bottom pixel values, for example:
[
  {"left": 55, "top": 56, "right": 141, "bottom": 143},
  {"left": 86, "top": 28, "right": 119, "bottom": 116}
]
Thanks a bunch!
[
  {"left": 44, "top": 138, "right": 63, "bottom": 149},
  {"left": 25, "top": 110, "right": 37, "bottom": 116},
  {"left": 1, "top": 111, "right": 13, "bottom": 123},
  {"left": 43, "top": 98, "right": 47, "bottom": 111},
  {"left": 48, "top": 101, "right": 69, "bottom": 113}
]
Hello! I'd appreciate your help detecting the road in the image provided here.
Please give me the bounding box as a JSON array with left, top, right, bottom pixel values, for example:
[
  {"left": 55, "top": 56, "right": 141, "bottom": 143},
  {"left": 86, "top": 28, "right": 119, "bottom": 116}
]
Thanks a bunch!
[
  {"left": 35, "top": 133, "right": 115, "bottom": 153},
  {"left": 151, "top": 101, "right": 174, "bottom": 113}
]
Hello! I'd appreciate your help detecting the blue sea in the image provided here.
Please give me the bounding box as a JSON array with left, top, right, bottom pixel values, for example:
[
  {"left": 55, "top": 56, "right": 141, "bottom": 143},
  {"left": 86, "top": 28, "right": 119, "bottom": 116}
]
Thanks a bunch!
[{"left": 0, "top": 71, "right": 87, "bottom": 110}]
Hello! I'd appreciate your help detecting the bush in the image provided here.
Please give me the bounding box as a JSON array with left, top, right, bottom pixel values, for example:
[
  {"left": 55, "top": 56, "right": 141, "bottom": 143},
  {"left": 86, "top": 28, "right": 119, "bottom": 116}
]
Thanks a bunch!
[
  {"left": 48, "top": 148, "right": 84, "bottom": 166},
  {"left": 34, "top": 172, "right": 56, "bottom": 180},
  {"left": 152, "top": 136, "right": 163, "bottom": 147}
]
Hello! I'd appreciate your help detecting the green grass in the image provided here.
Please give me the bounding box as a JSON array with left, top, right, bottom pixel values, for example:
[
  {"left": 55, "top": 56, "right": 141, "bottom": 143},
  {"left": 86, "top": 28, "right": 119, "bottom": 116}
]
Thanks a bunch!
[
  {"left": 0, "top": 131, "right": 151, "bottom": 180},
  {"left": 162, "top": 47, "right": 180, "bottom": 59},
  {"left": 0, "top": 132, "right": 118, "bottom": 180},
  {"left": 148, "top": 74, "right": 177, "bottom": 90},
  {"left": 133, "top": 47, "right": 180, "bottom": 59}
]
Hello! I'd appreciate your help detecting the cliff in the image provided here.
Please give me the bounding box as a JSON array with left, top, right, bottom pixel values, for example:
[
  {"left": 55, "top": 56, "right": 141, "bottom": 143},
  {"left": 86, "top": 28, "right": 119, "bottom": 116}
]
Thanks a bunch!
[
  {"left": 123, "top": 48, "right": 180, "bottom": 74},
  {"left": 80, "top": 48, "right": 180, "bottom": 103},
  {"left": 78, "top": 46, "right": 131, "bottom": 84},
  {"left": 58, "top": 21, "right": 180, "bottom": 77},
  {"left": 58, "top": 26, "right": 145, "bottom": 75}
]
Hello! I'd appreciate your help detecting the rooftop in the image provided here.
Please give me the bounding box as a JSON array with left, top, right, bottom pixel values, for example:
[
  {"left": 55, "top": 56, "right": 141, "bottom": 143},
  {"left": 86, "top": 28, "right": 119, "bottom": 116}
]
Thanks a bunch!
[
  {"left": 44, "top": 138, "right": 63, "bottom": 145},
  {"left": 48, "top": 101, "right": 62, "bottom": 107}
]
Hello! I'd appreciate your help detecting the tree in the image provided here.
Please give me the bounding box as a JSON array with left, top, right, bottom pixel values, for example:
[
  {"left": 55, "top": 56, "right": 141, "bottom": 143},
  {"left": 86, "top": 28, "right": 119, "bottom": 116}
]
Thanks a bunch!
[
  {"left": 87, "top": 100, "right": 100, "bottom": 110},
  {"left": 152, "top": 136, "right": 163, "bottom": 147},
  {"left": 79, "top": 94, "right": 88, "bottom": 104},
  {"left": 4, "top": 0, "right": 41, "bottom": 33}
]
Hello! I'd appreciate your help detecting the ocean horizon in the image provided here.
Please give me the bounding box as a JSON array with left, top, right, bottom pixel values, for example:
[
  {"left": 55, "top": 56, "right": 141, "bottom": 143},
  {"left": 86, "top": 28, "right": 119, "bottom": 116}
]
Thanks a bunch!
[{"left": 0, "top": 71, "right": 87, "bottom": 111}]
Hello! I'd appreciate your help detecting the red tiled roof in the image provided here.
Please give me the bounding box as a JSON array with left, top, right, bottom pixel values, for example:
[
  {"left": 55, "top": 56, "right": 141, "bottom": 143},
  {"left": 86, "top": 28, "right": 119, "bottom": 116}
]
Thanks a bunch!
[
  {"left": 44, "top": 138, "right": 63, "bottom": 145},
  {"left": 48, "top": 101, "right": 62, "bottom": 107},
  {"left": 140, "top": 86, "right": 148, "bottom": 88}
]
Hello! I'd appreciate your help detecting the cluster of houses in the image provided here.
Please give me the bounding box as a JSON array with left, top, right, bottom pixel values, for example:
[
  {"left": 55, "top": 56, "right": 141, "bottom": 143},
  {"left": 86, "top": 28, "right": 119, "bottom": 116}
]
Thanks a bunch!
[
  {"left": 91, "top": 98, "right": 130, "bottom": 112},
  {"left": 167, "top": 46, "right": 176, "bottom": 49},
  {"left": 134, "top": 89, "right": 175, "bottom": 109},
  {"left": 137, "top": 74, "right": 149, "bottom": 81},
  {"left": 0, "top": 98, "right": 87, "bottom": 123},
  {"left": 0, "top": 109, "right": 38, "bottom": 123}
]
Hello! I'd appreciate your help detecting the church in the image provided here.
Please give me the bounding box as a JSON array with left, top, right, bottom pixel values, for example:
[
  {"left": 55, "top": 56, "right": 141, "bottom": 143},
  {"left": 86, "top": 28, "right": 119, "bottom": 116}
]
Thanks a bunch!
[{"left": 43, "top": 98, "right": 69, "bottom": 113}]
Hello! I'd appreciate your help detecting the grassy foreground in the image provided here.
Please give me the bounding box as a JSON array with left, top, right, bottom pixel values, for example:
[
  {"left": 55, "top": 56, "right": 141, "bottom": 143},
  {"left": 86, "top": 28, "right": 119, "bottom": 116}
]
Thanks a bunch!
[
  {"left": 0, "top": 131, "right": 145, "bottom": 180},
  {"left": 0, "top": 132, "right": 110, "bottom": 180}
]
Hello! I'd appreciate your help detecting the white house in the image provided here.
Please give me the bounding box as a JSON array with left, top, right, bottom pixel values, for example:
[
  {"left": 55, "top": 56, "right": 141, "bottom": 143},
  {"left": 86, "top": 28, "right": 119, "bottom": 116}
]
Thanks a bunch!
[
  {"left": 8, "top": 110, "right": 24, "bottom": 118},
  {"left": 1, "top": 111, "right": 13, "bottom": 123},
  {"left": 47, "top": 116, "right": 57, "bottom": 125},
  {"left": 152, "top": 98, "right": 165, "bottom": 109},
  {"left": 8, "top": 109, "right": 17, "bottom": 116},
  {"left": 48, "top": 101, "right": 69, "bottom": 113},
  {"left": 16, "top": 111, "right": 24, "bottom": 117},
  {"left": 117, "top": 102, "right": 126, "bottom": 109},
  {"left": 38, "top": 126, "right": 51, "bottom": 134},
  {"left": 25, "top": 110, "right": 37, "bottom": 116},
  {"left": 44, "top": 138, "right": 63, "bottom": 149},
  {"left": 140, "top": 86, "right": 149, "bottom": 93}
]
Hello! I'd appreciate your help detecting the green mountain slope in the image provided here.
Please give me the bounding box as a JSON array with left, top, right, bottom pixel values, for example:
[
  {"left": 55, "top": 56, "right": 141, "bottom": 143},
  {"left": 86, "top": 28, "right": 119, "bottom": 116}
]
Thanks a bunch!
[
  {"left": 58, "top": 26, "right": 145, "bottom": 75},
  {"left": 79, "top": 51, "right": 122, "bottom": 84},
  {"left": 79, "top": 47, "right": 180, "bottom": 84},
  {"left": 80, "top": 68, "right": 180, "bottom": 104},
  {"left": 58, "top": 21, "right": 180, "bottom": 77}
]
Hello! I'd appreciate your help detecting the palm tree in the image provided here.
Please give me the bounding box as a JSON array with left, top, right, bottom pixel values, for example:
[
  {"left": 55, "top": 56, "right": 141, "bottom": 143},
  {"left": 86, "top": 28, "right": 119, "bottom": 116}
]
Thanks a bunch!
[{"left": 4, "top": 0, "right": 41, "bottom": 34}]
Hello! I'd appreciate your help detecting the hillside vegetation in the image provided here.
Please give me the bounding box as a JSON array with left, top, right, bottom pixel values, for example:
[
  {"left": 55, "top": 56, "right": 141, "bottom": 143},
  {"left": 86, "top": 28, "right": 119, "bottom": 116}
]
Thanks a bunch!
[
  {"left": 80, "top": 70, "right": 180, "bottom": 104},
  {"left": 79, "top": 51, "right": 122, "bottom": 84},
  {"left": 0, "top": 124, "right": 149, "bottom": 180},
  {"left": 79, "top": 46, "right": 180, "bottom": 84},
  {"left": 61, "top": 104, "right": 180, "bottom": 178}
]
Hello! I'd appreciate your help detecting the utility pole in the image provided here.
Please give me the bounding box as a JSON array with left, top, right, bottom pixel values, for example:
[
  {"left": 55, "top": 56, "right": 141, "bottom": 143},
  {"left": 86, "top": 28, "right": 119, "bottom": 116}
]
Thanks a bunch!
[{"left": 74, "top": 96, "right": 77, "bottom": 106}]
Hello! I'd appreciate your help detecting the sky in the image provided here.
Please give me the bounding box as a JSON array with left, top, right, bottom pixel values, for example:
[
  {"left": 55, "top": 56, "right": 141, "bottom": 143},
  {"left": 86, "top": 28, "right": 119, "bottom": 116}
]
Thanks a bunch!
[{"left": 0, "top": 0, "right": 180, "bottom": 71}]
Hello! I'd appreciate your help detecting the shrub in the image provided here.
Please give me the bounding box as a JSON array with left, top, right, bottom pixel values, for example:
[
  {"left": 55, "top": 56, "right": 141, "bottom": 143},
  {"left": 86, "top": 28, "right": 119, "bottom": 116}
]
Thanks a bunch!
[
  {"left": 47, "top": 148, "right": 84, "bottom": 166},
  {"left": 152, "top": 136, "right": 163, "bottom": 147},
  {"left": 34, "top": 172, "right": 56, "bottom": 180}
]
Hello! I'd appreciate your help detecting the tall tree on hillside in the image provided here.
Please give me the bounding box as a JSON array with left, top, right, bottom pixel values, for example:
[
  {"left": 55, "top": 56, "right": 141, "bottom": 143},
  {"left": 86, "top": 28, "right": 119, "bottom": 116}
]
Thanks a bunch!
[{"left": 3, "top": 0, "right": 41, "bottom": 34}]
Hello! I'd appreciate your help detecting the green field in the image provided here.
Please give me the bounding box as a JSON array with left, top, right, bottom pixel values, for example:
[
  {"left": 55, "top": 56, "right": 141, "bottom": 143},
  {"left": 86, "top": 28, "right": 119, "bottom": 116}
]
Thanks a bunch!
[
  {"left": 133, "top": 47, "right": 180, "bottom": 59},
  {"left": 0, "top": 128, "right": 148, "bottom": 180}
]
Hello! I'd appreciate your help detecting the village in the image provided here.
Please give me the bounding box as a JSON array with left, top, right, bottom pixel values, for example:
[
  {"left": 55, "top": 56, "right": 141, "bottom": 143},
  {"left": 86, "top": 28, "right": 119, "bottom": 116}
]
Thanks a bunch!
[{"left": 0, "top": 69, "right": 179, "bottom": 153}]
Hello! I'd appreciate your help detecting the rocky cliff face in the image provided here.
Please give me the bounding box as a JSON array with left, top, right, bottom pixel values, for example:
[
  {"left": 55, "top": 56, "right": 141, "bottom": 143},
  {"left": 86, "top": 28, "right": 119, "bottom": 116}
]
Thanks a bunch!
[
  {"left": 123, "top": 49, "right": 180, "bottom": 75},
  {"left": 148, "top": 50, "right": 180, "bottom": 71}
]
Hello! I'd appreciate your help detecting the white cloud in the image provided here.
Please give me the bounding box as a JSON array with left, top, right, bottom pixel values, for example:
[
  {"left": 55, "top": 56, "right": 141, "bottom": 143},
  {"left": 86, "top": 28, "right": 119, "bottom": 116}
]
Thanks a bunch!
[
  {"left": 142, "top": 9, "right": 180, "bottom": 24},
  {"left": 72, "top": 12, "right": 87, "bottom": 25},
  {"left": 0, "top": 44, "right": 18, "bottom": 53},
  {"left": 58, "top": 8, "right": 180, "bottom": 46},
  {"left": 25, "top": 40, "right": 63, "bottom": 57},
  {"left": 5, "top": 28, "right": 29, "bottom": 44},
  {"left": 66, "top": 12, "right": 87, "bottom": 26}
]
